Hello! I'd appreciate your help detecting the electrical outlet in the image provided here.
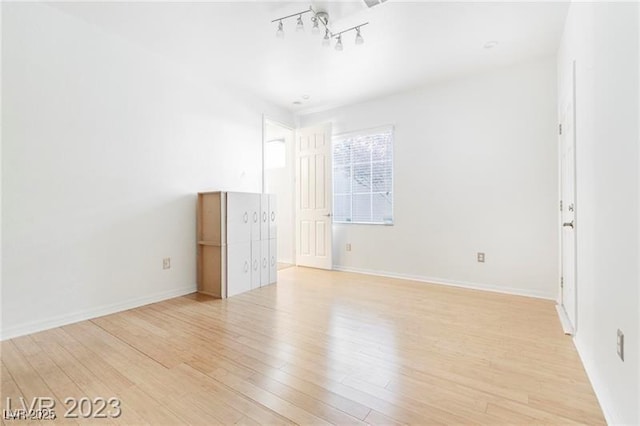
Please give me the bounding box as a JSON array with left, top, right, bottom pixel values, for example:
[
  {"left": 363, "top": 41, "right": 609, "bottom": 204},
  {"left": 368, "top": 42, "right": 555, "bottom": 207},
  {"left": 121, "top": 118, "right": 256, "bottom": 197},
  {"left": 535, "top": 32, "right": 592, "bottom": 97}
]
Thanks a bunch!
[
  {"left": 617, "top": 329, "right": 624, "bottom": 361},
  {"left": 163, "top": 258, "right": 171, "bottom": 270},
  {"left": 346, "top": 243, "right": 352, "bottom": 252},
  {"left": 477, "top": 252, "right": 485, "bottom": 263}
]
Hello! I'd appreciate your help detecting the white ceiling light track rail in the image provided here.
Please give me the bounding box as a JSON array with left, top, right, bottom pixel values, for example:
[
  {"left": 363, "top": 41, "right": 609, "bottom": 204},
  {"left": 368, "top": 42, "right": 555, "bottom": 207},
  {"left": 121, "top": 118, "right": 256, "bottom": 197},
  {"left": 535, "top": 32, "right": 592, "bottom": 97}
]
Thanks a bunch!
[{"left": 271, "top": 6, "right": 369, "bottom": 51}]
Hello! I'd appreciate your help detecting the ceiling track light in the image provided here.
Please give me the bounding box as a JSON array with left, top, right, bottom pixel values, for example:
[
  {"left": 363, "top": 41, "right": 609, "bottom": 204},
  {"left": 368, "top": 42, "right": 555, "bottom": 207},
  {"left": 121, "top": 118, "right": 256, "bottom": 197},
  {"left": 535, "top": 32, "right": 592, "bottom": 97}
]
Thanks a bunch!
[
  {"left": 271, "top": 6, "right": 369, "bottom": 50},
  {"left": 276, "top": 20, "right": 284, "bottom": 38},
  {"left": 355, "top": 27, "right": 364, "bottom": 45},
  {"left": 322, "top": 28, "right": 331, "bottom": 47},
  {"left": 311, "top": 16, "right": 320, "bottom": 35},
  {"left": 331, "top": 22, "right": 369, "bottom": 50},
  {"left": 296, "top": 14, "right": 304, "bottom": 31}
]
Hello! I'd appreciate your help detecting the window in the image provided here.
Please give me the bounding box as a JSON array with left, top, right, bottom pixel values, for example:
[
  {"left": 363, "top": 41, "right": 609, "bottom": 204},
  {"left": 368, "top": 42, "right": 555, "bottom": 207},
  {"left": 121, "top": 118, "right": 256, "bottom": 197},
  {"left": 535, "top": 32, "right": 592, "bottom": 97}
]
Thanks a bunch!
[
  {"left": 333, "top": 126, "right": 394, "bottom": 224},
  {"left": 265, "top": 138, "right": 286, "bottom": 169}
]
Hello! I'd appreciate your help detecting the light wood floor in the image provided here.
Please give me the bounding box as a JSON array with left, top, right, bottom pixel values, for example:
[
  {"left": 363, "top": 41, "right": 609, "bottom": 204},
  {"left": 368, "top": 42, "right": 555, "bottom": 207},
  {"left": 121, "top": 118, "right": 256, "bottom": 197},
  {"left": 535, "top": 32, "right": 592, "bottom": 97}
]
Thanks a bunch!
[{"left": 1, "top": 267, "right": 604, "bottom": 425}]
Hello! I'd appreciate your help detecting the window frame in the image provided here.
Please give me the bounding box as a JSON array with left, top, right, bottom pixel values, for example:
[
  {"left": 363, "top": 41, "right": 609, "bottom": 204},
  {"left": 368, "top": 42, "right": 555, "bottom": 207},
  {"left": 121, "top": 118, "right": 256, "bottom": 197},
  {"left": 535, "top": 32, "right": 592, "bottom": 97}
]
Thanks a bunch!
[{"left": 332, "top": 125, "right": 395, "bottom": 226}]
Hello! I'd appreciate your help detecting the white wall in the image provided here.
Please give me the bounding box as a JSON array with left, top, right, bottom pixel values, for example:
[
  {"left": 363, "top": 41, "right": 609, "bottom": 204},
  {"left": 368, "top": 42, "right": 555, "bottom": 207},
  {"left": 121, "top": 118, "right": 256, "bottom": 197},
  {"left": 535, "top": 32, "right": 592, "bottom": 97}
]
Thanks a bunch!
[
  {"left": 264, "top": 120, "right": 295, "bottom": 264},
  {"left": 558, "top": 3, "right": 639, "bottom": 424},
  {"left": 1, "top": 3, "right": 292, "bottom": 339},
  {"left": 0, "top": 1, "right": 4, "bottom": 337},
  {"left": 298, "top": 57, "right": 559, "bottom": 299}
]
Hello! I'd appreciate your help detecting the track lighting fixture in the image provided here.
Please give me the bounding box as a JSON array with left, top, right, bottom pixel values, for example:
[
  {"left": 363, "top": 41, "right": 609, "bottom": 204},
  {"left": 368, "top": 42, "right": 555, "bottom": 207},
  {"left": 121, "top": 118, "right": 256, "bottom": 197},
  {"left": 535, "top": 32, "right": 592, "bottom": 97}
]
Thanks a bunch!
[
  {"left": 311, "top": 16, "right": 320, "bottom": 34},
  {"left": 296, "top": 14, "right": 304, "bottom": 31},
  {"left": 330, "top": 23, "right": 369, "bottom": 51},
  {"left": 355, "top": 27, "right": 364, "bottom": 45},
  {"left": 322, "top": 28, "right": 331, "bottom": 47},
  {"left": 276, "top": 20, "right": 284, "bottom": 38},
  {"left": 271, "top": 6, "right": 369, "bottom": 50}
]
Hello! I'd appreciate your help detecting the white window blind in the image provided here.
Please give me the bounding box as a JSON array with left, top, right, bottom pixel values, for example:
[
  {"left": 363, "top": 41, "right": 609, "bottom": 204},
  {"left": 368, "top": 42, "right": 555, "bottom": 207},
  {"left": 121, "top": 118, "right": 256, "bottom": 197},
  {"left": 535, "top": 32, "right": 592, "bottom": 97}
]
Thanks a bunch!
[{"left": 333, "top": 126, "right": 394, "bottom": 224}]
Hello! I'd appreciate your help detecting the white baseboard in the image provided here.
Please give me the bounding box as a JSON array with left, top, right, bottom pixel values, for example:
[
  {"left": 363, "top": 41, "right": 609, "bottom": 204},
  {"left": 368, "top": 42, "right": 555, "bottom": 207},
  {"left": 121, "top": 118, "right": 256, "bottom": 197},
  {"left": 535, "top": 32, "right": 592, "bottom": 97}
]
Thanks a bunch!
[
  {"left": 555, "top": 304, "right": 575, "bottom": 335},
  {"left": 573, "top": 338, "right": 618, "bottom": 425},
  {"left": 0, "top": 284, "right": 197, "bottom": 341},
  {"left": 332, "top": 265, "right": 555, "bottom": 300}
]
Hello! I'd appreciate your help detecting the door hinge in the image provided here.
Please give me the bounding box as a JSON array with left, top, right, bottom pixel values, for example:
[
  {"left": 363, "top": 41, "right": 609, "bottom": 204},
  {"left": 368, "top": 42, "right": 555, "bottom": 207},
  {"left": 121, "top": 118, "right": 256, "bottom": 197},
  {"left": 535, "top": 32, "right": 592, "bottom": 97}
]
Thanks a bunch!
[
  {"left": 561, "top": 276, "right": 564, "bottom": 288},
  {"left": 560, "top": 200, "right": 563, "bottom": 211},
  {"left": 559, "top": 124, "right": 563, "bottom": 135}
]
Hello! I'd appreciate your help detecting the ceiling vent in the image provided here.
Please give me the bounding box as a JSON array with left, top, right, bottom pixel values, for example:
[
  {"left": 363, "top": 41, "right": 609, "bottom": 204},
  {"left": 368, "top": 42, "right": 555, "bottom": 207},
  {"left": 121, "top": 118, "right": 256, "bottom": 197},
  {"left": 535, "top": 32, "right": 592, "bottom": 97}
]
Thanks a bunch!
[{"left": 363, "top": 0, "right": 387, "bottom": 8}]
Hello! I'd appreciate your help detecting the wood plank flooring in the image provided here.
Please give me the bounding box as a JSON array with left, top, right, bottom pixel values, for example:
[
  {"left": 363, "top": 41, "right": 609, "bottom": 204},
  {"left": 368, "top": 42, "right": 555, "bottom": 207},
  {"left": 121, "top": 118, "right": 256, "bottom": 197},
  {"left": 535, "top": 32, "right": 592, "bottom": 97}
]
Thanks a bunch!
[{"left": 1, "top": 267, "right": 605, "bottom": 424}]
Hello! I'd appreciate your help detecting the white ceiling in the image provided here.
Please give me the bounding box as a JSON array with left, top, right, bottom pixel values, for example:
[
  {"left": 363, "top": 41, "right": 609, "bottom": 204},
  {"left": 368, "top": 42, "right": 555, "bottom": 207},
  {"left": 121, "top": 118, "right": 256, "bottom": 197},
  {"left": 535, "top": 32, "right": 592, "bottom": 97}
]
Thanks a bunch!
[{"left": 51, "top": 1, "right": 569, "bottom": 114}]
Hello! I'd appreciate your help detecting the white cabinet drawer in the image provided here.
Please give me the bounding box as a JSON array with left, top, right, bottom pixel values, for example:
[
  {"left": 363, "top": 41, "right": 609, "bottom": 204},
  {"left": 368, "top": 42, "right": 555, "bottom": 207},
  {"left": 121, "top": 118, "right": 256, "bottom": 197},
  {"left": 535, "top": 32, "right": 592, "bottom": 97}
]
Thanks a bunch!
[
  {"left": 251, "top": 241, "right": 261, "bottom": 290},
  {"left": 226, "top": 242, "right": 251, "bottom": 297},
  {"left": 269, "top": 194, "right": 277, "bottom": 239},
  {"left": 226, "top": 192, "right": 252, "bottom": 244},
  {"left": 260, "top": 194, "right": 269, "bottom": 241},
  {"left": 249, "top": 195, "right": 261, "bottom": 241},
  {"left": 260, "top": 239, "right": 269, "bottom": 286},
  {"left": 269, "top": 238, "right": 277, "bottom": 284}
]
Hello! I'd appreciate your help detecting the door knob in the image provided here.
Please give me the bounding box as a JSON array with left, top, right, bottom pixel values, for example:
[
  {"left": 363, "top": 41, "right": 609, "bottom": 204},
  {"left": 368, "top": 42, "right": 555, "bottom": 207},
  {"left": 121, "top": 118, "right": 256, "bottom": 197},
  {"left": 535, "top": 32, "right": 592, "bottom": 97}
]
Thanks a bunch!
[
  {"left": 563, "top": 221, "right": 574, "bottom": 228},
  {"left": 323, "top": 213, "right": 332, "bottom": 217}
]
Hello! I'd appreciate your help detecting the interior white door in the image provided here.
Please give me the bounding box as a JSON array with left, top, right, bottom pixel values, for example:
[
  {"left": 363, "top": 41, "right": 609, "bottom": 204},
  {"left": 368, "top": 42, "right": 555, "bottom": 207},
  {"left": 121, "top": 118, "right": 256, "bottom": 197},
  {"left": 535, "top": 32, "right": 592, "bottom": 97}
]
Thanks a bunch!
[
  {"left": 560, "top": 68, "right": 577, "bottom": 332},
  {"left": 295, "top": 124, "right": 333, "bottom": 269}
]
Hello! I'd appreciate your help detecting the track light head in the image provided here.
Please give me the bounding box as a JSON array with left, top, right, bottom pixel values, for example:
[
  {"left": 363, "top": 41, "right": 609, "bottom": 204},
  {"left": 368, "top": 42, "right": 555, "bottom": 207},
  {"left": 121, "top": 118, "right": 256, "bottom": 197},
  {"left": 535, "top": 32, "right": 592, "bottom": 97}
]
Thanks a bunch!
[
  {"left": 322, "top": 29, "right": 331, "bottom": 46},
  {"left": 355, "top": 27, "right": 364, "bottom": 45},
  {"left": 335, "top": 34, "right": 343, "bottom": 51},
  {"left": 311, "top": 17, "right": 320, "bottom": 34},
  {"left": 296, "top": 14, "right": 304, "bottom": 31},
  {"left": 276, "top": 20, "right": 284, "bottom": 38}
]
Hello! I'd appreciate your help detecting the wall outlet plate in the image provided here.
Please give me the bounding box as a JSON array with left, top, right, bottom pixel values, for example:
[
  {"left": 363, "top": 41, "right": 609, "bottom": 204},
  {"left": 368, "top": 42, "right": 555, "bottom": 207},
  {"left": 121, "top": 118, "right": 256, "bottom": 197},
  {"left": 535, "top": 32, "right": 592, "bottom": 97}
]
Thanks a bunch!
[
  {"left": 477, "top": 252, "right": 485, "bottom": 263},
  {"left": 163, "top": 258, "right": 171, "bottom": 270},
  {"left": 346, "top": 243, "right": 352, "bottom": 252}
]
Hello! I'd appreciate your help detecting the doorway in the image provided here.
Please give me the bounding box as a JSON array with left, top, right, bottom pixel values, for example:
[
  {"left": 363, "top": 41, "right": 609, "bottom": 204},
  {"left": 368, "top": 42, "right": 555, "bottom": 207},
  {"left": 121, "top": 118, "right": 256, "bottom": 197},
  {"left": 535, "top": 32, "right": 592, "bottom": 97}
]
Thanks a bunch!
[
  {"left": 559, "top": 61, "right": 577, "bottom": 333},
  {"left": 263, "top": 118, "right": 295, "bottom": 268}
]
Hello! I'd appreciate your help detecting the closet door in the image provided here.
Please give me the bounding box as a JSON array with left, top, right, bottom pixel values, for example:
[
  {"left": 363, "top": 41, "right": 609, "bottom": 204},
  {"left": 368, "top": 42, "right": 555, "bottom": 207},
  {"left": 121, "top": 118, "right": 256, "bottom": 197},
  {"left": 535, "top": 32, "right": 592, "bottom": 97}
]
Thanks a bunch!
[
  {"left": 226, "top": 193, "right": 251, "bottom": 244},
  {"left": 260, "top": 239, "right": 269, "bottom": 286},
  {"left": 268, "top": 194, "right": 277, "bottom": 239},
  {"left": 269, "top": 238, "right": 277, "bottom": 284},
  {"left": 226, "top": 242, "right": 251, "bottom": 297},
  {"left": 251, "top": 241, "right": 261, "bottom": 290}
]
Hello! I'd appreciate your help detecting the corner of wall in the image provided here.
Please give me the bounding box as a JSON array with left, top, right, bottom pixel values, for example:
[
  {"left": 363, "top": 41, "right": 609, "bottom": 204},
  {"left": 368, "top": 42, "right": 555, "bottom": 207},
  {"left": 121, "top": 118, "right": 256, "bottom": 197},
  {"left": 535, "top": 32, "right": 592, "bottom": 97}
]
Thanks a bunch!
[{"left": 0, "top": 0, "right": 4, "bottom": 340}]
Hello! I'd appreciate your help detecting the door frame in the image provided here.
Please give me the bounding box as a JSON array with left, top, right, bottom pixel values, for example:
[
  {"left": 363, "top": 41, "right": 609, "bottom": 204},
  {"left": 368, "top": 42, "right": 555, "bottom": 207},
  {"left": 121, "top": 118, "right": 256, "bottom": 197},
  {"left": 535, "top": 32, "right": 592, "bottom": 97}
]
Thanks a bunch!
[
  {"left": 262, "top": 115, "right": 296, "bottom": 265},
  {"left": 558, "top": 60, "right": 578, "bottom": 334}
]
